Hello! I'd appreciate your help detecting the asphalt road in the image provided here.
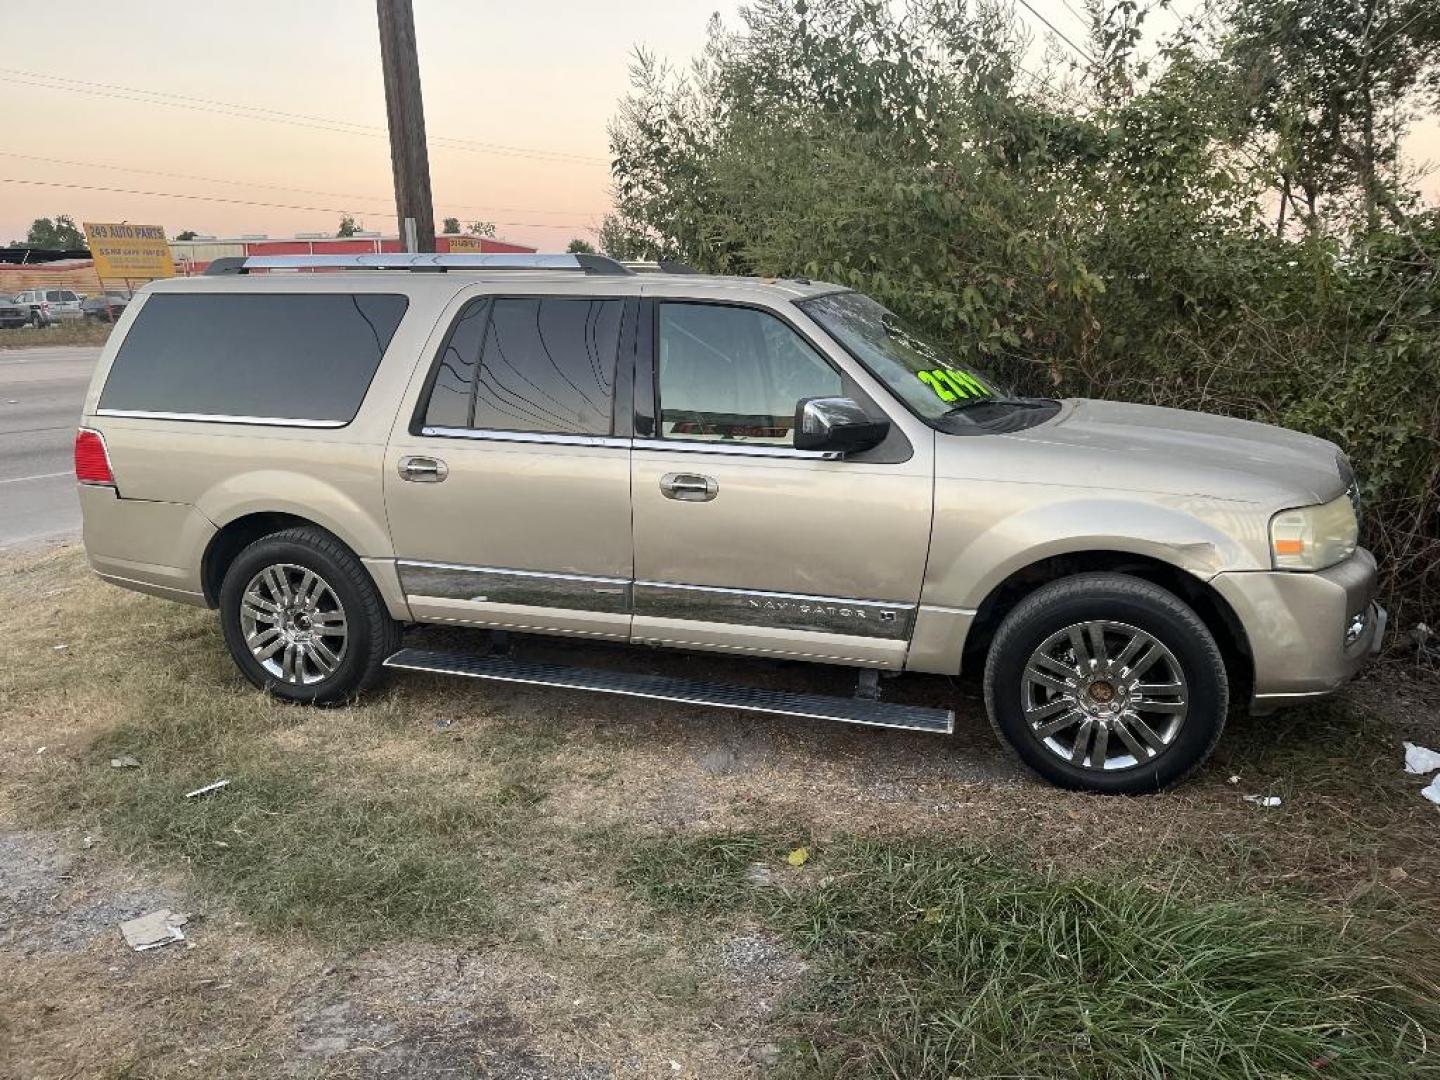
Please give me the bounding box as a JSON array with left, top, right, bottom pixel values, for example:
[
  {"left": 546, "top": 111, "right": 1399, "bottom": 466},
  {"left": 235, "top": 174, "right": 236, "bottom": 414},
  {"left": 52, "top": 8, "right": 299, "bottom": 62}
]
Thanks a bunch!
[{"left": 0, "top": 345, "right": 100, "bottom": 550}]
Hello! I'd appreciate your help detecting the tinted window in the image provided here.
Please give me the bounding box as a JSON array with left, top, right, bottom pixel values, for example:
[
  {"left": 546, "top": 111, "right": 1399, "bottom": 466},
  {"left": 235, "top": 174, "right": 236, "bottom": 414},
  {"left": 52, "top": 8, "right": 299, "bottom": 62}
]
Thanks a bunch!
[
  {"left": 657, "top": 303, "right": 842, "bottom": 444},
  {"left": 424, "top": 297, "right": 621, "bottom": 436},
  {"left": 100, "top": 293, "right": 408, "bottom": 423},
  {"left": 46, "top": 290, "right": 63, "bottom": 302},
  {"left": 423, "top": 300, "right": 487, "bottom": 429}
]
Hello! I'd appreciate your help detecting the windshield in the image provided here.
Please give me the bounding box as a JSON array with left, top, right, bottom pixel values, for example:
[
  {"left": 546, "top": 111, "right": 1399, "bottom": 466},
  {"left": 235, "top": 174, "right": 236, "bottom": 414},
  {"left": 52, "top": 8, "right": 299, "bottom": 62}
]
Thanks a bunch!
[{"left": 799, "top": 291, "right": 1015, "bottom": 422}]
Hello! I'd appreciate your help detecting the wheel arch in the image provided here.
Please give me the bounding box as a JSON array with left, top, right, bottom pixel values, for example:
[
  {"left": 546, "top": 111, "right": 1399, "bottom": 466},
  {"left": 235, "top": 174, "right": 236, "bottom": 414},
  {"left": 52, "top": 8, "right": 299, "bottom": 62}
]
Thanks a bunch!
[
  {"left": 962, "top": 550, "right": 1253, "bottom": 696},
  {"left": 201, "top": 513, "right": 362, "bottom": 607}
]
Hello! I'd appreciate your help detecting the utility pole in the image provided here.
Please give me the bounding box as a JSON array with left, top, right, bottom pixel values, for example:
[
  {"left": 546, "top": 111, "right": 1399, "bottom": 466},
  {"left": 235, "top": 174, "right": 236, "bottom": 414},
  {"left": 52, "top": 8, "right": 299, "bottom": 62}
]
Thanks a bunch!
[{"left": 376, "top": 0, "right": 436, "bottom": 253}]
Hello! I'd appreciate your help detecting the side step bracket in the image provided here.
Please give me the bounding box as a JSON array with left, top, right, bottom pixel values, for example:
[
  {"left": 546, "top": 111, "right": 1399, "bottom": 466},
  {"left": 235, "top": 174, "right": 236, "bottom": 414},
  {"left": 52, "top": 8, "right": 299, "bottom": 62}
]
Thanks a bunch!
[{"left": 384, "top": 648, "right": 954, "bottom": 735}]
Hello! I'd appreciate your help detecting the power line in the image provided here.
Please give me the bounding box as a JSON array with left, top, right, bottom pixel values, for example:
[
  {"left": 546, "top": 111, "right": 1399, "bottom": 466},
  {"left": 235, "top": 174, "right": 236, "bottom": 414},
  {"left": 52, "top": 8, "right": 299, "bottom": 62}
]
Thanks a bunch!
[
  {"left": 1059, "top": 0, "right": 1091, "bottom": 31},
  {"left": 0, "top": 67, "right": 606, "bottom": 164},
  {"left": 0, "top": 67, "right": 609, "bottom": 167},
  {"left": 1013, "top": 0, "right": 1099, "bottom": 65},
  {"left": 0, "top": 177, "right": 597, "bottom": 232},
  {"left": 0, "top": 151, "right": 605, "bottom": 219}
]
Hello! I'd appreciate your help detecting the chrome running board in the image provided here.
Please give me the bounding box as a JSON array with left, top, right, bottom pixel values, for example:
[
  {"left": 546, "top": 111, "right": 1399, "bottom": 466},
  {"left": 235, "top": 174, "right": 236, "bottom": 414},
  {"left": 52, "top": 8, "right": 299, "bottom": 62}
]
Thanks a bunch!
[{"left": 384, "top": 648, "right": 954, "bottom": 734}]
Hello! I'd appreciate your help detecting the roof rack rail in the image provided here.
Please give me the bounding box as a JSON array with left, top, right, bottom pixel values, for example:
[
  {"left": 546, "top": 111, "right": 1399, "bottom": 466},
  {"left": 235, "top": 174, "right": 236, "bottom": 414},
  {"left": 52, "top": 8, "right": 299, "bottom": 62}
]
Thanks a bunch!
[
  {"left": 204, "top": 253, "right": 636, "bottom": 276},
  {"left": 622, "top": 259, "right": 701, "bottom": 275}
]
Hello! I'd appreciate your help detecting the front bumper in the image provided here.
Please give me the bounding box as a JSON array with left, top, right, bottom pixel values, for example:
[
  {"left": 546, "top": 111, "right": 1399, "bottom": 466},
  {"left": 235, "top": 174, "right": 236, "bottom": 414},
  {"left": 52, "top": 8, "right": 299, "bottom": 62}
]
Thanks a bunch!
[{"left": 1210, "top": 547, "right": 1384, "bottom": 713}]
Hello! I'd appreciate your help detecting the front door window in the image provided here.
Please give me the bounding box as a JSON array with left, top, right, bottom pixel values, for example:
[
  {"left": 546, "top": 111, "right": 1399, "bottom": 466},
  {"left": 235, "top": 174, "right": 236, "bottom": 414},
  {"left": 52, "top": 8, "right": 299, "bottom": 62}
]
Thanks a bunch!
[{"left": 657, "top": 303, "right": 842, "bottom": 446}]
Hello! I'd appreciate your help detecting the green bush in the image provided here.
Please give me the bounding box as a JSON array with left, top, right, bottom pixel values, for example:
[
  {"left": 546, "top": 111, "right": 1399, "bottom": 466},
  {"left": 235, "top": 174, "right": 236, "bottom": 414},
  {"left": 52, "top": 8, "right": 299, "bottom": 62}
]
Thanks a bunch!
[{"left": 608, "top": 0, "right": 1440, "bottom": 626}]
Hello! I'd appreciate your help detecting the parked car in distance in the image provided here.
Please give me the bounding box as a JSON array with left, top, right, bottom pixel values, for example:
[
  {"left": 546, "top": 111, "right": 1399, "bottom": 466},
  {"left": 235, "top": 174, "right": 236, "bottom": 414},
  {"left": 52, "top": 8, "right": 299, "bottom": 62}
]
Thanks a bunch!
[
  {"left": 0, "top": 294, "right": 31, "bottom": 329},
  {"left": 15, "top": 287, "right": 83, "bottom": 322},
  {"left": 74, "top": 252, "right": 1385, "bottom": 793},
  {"left": 81, "top": 291, "right": 131, "bottom": 322},
  {"left": 10, "top": 289, "right": 52, "bottom": 326}
]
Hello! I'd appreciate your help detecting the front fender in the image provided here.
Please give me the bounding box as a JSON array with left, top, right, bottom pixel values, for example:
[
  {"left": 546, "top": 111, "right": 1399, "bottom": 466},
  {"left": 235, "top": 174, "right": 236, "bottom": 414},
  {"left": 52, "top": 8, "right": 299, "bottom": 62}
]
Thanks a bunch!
[{"left": 923, "top": 487, "right": 1266, "bottom": 612}]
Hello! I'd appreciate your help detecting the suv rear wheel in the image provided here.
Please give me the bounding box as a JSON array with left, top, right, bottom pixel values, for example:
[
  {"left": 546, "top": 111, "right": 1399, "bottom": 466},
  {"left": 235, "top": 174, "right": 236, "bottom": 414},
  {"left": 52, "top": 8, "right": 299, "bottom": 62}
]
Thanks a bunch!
[
  {"left": 218, "top": 527, "right": 399, "bottom": 704},
  {"left": 983, "top": 573, "right": 1227, "bottom": 793}
]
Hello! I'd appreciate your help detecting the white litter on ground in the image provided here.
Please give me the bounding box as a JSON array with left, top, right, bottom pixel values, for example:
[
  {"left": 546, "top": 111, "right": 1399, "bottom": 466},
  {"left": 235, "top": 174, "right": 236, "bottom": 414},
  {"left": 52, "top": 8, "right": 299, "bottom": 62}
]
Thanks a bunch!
[
  {"left": 184, "top": 779, "right": 229, "bottom": 799},
  {"left": 1403, "top": 742, "right": 1440, "bottom": 775},
  {"left": 120, "top": 909, "right": 188, "bottom": 951},
  {"left": 1243, "top": 795, "right": 1282, "bottom": 808},
  {"left": 1422, "top": 776, "right": 1440, "bottom": 806}
]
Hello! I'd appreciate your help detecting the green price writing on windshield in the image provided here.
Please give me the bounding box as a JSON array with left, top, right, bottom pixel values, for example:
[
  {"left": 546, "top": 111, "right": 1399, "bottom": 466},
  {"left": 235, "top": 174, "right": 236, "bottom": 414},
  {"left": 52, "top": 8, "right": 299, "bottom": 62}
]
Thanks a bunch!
[{"left": 917, "top": 367, "right": 990, "bottom": 402}]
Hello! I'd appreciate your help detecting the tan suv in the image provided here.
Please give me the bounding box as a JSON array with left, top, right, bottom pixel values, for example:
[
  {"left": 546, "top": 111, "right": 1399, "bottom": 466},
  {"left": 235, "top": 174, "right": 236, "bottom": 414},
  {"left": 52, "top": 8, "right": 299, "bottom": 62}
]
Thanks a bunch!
[{"left": 75, "top": 253, "right": 1384, "bottom": 792}]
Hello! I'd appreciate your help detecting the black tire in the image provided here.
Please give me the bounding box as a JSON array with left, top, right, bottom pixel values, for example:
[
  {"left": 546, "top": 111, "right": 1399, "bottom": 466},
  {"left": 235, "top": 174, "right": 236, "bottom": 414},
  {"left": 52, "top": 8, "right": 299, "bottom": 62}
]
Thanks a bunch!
[
  {"left": 218, "top": 526, "right": 399, "bottom": 704},
  {"left": 983, "top": 573, "right": 1228, "bottom": 794}
]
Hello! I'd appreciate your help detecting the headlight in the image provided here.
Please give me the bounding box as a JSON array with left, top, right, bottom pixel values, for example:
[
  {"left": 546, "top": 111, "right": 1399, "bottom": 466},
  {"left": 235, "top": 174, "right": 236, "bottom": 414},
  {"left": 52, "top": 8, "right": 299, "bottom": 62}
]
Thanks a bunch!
[{"left": 1270, "top": 493, "right": 1358, "bottom": 570}]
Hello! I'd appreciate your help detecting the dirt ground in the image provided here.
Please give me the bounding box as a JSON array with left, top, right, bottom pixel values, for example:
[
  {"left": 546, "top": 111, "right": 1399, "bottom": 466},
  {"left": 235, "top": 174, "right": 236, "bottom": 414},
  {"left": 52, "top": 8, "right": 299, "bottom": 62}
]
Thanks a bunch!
[{"left": 2, "top": 542, "right": 1437, "bottom": 1078}]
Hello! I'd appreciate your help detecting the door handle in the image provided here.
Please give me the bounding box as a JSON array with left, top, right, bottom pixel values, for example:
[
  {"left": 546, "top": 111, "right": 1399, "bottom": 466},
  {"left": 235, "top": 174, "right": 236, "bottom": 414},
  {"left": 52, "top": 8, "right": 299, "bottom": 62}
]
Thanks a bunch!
[
  {"left": 398, "top": 455, "right": 448, "bottom": 483},
  {"left": 660, "top": 472, "right": 718, "bottom": 502}
]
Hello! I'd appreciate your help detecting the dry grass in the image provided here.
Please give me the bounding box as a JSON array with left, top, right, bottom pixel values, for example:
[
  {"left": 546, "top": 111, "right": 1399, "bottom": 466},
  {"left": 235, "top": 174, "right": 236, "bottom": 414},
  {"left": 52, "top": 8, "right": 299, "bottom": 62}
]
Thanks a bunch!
[{"left": 2, "top": 544, "right": 1438, "bottom": 1077}]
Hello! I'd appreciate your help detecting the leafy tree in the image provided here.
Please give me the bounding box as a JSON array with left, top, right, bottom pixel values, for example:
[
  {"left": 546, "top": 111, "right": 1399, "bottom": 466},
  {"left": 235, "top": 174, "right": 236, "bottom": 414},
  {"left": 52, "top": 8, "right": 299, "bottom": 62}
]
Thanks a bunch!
[
  {"left": 468, "top": 220, "right": 497, "bottom": 237},
  {"left": 174, "top": 230, "right": 199, "bottom": 241},
  {"left": 441, "top": 217, "right": 462, "bottom": 234},
  {"left": 609, "top": 0, "right": 1440, "bottom": 624},
  {"left": 1225, "top": 0, "right": 1440, "bottom": 237},
  {"left": 336, "top": 215, "right": 359, "bottom": 238},
  {"left": 597, "top": 213, "right": 651, "bottom": 259},
  {"left": 566, "top": 238, "right": 597, "bottom": 253},
  {"left": 27, "top": 215, "right": 86, "bottom": 250}
]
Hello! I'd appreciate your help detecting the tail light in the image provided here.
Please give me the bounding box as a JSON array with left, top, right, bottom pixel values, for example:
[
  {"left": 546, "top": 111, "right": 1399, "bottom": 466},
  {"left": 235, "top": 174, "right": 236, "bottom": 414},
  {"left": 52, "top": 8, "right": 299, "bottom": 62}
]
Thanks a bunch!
[{"left": 74, "top": 428, "right": 115, "bottom": 486}]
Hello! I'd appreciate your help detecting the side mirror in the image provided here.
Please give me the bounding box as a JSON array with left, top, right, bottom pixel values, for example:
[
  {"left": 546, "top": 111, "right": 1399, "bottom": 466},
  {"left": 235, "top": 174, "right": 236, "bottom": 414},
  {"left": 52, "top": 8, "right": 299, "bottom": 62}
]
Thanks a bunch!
[{"left": 793, "top": 396, "right": 889, "bottom": 454}]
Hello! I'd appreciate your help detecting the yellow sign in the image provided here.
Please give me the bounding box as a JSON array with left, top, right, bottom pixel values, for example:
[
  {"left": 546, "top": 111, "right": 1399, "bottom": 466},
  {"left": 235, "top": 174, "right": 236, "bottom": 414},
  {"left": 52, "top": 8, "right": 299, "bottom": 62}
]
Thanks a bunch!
[
  {"left": 445, "top": 235, "right": 487, "bottom": 252},
  {"left": 83, "top": 223, "right": 176, "bottom": 281}
]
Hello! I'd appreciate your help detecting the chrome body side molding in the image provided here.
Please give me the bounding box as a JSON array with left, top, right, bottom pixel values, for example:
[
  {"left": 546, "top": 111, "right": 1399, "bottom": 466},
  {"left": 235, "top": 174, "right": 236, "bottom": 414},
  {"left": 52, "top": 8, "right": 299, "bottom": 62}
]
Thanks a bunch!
[
  {"left": 632, "top": 581, "right": 914, "bottom": 640},
  {"left": 397, "top": 561, "right": 632, "bottom": 614},
  {"left": 395, "top": 561, "right": 915, "bottom": 640}
]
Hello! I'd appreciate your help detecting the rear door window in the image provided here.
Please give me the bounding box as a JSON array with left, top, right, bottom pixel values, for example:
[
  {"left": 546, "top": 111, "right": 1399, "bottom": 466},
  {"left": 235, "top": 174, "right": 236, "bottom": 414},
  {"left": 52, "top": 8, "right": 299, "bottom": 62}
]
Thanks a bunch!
[
  {"left": 99, "top": 292, "right": 409, "bottom": 424},
  {"left": 421, "top": 297, "right": 623, "bottom": 436}
]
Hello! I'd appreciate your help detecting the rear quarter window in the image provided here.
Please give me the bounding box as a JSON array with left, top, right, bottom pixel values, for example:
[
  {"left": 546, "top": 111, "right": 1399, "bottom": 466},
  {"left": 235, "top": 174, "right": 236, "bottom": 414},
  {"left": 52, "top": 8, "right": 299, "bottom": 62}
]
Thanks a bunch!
[{"left": 99, "top": 292, "right": 409, "bottom": 424}]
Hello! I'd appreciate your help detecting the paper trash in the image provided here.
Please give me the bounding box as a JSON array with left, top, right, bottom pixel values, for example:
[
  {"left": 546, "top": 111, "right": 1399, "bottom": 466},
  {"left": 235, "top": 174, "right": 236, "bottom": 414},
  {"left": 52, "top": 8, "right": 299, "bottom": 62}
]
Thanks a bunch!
[
  {"left": 1243, "top": 795, "right": 1282, "bottom": 808},
  {"left": 1403, "top": 742, "right": 1440, "bottom": 775},
  {"left": 120, "top": 909, "right": 188, "bottom": 951}
]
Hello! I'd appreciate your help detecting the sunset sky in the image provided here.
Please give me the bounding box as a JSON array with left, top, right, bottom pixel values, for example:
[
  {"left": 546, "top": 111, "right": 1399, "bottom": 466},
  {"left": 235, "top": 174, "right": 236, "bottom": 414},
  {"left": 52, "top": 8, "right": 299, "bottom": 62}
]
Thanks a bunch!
[{"left": 2, "top": 0, "right": 1436, "bottom": 251}]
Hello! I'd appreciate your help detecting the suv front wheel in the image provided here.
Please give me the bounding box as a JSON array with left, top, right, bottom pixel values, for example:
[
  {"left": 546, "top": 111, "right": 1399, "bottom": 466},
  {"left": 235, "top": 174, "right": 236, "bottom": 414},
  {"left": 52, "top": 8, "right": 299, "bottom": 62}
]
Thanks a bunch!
[
  {"left": 983, "top": 573, "right": 1228, "bottom": 793},
  {"left": 218, "top": 527, "right": 399, "bottom": 704}
]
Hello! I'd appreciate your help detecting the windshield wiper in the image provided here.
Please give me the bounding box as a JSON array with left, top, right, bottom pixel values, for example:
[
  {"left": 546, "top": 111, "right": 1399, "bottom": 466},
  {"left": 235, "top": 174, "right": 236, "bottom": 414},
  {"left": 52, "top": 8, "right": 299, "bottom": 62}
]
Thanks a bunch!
[{"left": 942, "top": 396, "right": 1039, "bottom": 416}]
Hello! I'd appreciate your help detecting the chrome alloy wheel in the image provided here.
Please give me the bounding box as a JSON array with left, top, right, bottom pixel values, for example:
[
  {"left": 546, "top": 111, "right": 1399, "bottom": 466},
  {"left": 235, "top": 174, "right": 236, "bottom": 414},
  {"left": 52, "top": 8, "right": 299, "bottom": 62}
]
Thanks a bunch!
[
  {"left": 1021, "top": 620, "right": 1188, "bottom": 772},
  {"left": 239, "top": 564, "right": 348, "bottom": 685}
]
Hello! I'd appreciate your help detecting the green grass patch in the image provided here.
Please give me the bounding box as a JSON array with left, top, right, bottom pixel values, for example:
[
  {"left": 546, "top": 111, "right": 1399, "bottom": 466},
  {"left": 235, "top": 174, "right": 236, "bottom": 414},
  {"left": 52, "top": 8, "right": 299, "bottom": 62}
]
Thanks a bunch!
[
  {"left": 0, "top": 319, "right": 113, "bottom": 348},
  {"left": 623, "top": 833, "right": 1440, "bottom": 1079}
]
